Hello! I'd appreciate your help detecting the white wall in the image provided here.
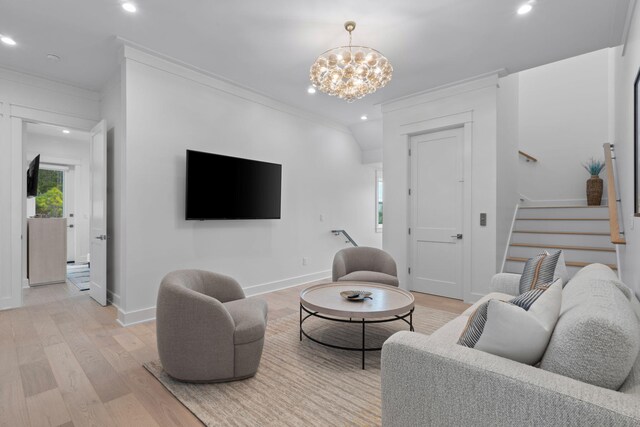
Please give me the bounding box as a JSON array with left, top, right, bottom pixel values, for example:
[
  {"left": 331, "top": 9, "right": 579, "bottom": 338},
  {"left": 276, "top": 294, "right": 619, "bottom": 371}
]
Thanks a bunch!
[
  {"left": 25, "top": 131, "right": 91, "bottom": 263},
  {"left": 517, "top": 49, "right": 612, "bottom": 204},
  {"left": 496, "top": 74, "right": 520, "bottom": 271},
  {"left": 0, "top": 67, "right": 100, "bottom": 309},
  {"left": 382, "top": 76, "right": 499, "bottom": 303},
  {"left": 614, "top": 0, "right": 640, "bottom": 295},
  {"left": 117, "top": 47, "right": 382, "bottom": 324}
]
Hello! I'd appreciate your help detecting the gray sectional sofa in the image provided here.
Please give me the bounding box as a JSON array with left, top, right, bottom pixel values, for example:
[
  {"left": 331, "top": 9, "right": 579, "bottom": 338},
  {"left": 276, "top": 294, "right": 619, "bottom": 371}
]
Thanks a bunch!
[{"left": 381, "top": 264, "right": 640, "bottom": 426}]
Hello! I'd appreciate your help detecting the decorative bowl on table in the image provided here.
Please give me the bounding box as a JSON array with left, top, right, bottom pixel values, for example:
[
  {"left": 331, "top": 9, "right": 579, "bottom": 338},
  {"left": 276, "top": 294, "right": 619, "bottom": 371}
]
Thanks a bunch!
[{"left": 340, "top": 290, "right": 373, "bottom": 301}]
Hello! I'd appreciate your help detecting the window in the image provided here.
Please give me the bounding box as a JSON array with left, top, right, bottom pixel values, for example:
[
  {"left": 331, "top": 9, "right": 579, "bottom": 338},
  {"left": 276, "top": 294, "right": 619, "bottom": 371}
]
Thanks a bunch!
[
  {"left": 36, "top": 168, "right": 64, "bottom": 218},
  {"left": 376, "top": 170, "right": 383, "bottom": 232}
]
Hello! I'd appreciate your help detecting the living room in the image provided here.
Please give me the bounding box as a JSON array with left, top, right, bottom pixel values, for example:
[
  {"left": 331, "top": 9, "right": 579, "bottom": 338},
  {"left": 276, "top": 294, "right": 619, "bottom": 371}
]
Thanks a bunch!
[{"left": 1, "top": 1, "right": 639, "bottom": 425}]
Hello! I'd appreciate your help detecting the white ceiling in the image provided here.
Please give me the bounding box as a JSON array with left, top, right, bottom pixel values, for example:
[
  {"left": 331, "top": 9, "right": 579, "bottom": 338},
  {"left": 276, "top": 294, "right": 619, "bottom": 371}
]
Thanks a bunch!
[
  {"left": 26, "top": 122, "right": 90, "bottom": 142},
  {"left": 0, "top": 0, "right": 631, "bottom": 131}
]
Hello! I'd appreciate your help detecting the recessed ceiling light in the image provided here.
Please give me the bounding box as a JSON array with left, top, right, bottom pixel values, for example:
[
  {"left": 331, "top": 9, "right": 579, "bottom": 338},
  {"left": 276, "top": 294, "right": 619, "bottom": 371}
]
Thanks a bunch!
[
  {"left": 517, "top": 4, "right": 533, "bottom": 14},
  {"left": 122, "top": 2, "right": 137, "bottom": 13},
  {"left": 307, "top": 86, "right": 316, "bottom": 94},
  {"left": 361, "top": 115, "right": 368, "bottom": 121},
  {"left": 1, "top": 35, "right": 16, "bottom": 46},
  {"left": 62, "top": 129, "right": 70, "bottom": 134},
  {"left": 46, "top": 53, "right": 61, "bottom": 62}
]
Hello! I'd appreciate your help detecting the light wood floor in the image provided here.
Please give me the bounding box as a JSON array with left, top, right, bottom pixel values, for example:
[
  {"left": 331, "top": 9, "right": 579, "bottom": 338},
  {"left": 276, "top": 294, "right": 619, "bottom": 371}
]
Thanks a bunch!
[{"left": 1, "top": 281, "right": 469, "bottom": 426}]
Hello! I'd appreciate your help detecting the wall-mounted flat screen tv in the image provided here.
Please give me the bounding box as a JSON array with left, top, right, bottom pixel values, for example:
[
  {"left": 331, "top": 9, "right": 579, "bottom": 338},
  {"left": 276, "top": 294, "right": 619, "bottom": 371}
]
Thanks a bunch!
[
  {"left": 185, "top": 150, "right": 282, "bottom": 220},
  {"left": 27, "top": 154, "right": 40, "bottom": 198}
]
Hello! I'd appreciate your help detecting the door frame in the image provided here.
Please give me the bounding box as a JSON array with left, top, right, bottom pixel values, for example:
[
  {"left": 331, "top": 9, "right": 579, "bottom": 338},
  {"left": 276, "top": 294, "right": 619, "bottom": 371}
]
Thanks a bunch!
[
  {"left": 10, "top": 107, "right": 95, "bottom": 308},
  {"left": 403, "top": 111, "right": 473, "bottom": 302}
]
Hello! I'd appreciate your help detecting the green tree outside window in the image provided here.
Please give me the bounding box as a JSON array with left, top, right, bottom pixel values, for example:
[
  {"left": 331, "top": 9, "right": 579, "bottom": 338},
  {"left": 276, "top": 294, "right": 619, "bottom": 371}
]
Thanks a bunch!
[{"left": 36, "top": 169, "right": 64, "bottom": 218}]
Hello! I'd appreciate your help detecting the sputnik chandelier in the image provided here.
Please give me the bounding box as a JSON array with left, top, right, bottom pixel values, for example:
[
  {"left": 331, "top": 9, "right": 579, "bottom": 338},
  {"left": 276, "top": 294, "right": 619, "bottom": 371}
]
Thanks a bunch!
[{"left": 309, "top": 21, "right": 393, "bottom": 102}]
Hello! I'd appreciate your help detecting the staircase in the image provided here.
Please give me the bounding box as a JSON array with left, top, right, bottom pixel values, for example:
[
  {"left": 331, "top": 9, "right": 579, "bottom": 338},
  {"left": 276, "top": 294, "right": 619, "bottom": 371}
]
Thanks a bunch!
[{"left": 503, "top": 205, "right": 617, "bottom": 277}]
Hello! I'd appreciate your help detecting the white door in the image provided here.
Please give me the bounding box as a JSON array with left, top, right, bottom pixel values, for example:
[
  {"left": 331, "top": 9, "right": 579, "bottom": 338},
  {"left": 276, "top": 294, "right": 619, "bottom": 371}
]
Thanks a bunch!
[
  {"left": 64, "top": 168, "right": 76, "bottom": 263},
  {"left": 409, "top": 128, "right": 464, "bottom": 299},
  {"left": 89, "top": 120, "right": 107, "bottom": 306}
]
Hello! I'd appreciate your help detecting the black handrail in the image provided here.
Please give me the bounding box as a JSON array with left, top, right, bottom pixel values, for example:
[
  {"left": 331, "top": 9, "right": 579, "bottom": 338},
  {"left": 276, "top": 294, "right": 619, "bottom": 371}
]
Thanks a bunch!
[{"left": 331, "top": 229, "right": 358, "bottom": 247}]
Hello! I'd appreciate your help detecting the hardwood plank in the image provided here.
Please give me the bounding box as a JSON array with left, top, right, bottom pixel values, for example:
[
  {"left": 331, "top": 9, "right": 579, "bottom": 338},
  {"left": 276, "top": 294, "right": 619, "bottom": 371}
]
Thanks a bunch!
[
  {"left": 61, "top": 329, "right": 131, "bottom": 403},
  {"left": 44, "top": 342, "right": 112, "bottom": 426},
  {"left": 26, "top": 388, "right": 72, "bottom": 427},
  {"left": 113, "top": 332, "right": 146, "bottom": 353},
  {"left": 31, "top": 314, "right": 65, "bottom": 347},
  {"left": 123, "top": 367, "right": 202, "bottom": 427},
  {"left": 0, "top": 377, "right": 31, "bottom": 427},
  {"left": 104, "top": 393, "right": 159, "bottom": 427},
  {"left": 99, "top": 343, "right": 140, "bottom": 373},
  {"left": 19, "top": 358, "right": 58, "bottom": 397}
]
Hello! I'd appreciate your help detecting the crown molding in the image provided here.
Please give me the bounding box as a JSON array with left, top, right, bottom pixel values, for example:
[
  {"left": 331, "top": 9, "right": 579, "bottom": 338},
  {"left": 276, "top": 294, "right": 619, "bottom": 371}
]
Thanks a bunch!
[
  {"left": 0, "top": 66, "right": 101, "bottom": 102},
  {"left": 117, "top": 38, "right": 352, "bottom": 135},
  {"left": 380, "top": 71, "right": 505, "bottom": 114}
]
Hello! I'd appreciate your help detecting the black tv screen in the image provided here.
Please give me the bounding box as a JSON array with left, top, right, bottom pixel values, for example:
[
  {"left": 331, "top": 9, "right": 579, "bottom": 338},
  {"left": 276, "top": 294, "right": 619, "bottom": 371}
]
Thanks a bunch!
[
  {"left": 27, "top": 154, "right": 40, "bottom": 198},
  {"left": 185, "top": 150, "right": 282, "bottom": 220}
]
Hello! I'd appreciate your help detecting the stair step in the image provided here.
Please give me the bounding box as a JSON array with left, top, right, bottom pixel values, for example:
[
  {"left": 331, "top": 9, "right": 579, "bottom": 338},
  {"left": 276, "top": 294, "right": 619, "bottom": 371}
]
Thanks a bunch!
[
  {"left": 513, "top": 231, "right": 609, "bottom": 236},
  {"left": 514, "top": 219, "right": 610, "bottom": 233},
  {"left": 509, "top": 243, "right": 615, "bottom": 253},
  {"left": 516, "top": 218, "right": 608, "bottom": 221},
  {"left": 506, "top": 257, "right": 617, "bottom": 270},
  {"left": 517, "top": 206, "right": 610, "bottom": 220},
  {"left": 519, "top": 205, "right": 608, "bottom": 209}
]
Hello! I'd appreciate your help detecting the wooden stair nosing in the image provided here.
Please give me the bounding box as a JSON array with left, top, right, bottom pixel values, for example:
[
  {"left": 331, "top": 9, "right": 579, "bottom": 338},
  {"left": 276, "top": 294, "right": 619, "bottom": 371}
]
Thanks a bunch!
[
  {"left": 505, "top": 256, "right": 617, "bottom": 270},
  {"left": 516, "top": 218, "right": 609, "bottom": 221},
  {"left": 509, "top": 243, "right": 615, "bottom": 252},
  {"left": 512, "top": 230, "right": 610, "bottom": 236}
]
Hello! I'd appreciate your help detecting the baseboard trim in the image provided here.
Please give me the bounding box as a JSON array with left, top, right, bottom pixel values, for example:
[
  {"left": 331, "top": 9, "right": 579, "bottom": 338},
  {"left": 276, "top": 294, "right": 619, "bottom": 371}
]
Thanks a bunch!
[
  {"left": 243, "top": 270, "right": 331, "bottom": 297},
  {"left": 107, "top": 289, "right": 121, "bottom": 309},
  {"left": 115, "top": 270, "right": 332, "bottom": 327},
  {"left": 22, "top": 278, "right": 30, "bottom": 289},
  {"left": 117, "top": 306, "right": 156, "bottom": 327}
]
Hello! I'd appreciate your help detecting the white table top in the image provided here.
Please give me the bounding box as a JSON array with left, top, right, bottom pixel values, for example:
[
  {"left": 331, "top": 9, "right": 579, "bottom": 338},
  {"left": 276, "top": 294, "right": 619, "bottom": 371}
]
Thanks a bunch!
[{"left": 299, "top": 282, "right": 415, "bottom": 319}]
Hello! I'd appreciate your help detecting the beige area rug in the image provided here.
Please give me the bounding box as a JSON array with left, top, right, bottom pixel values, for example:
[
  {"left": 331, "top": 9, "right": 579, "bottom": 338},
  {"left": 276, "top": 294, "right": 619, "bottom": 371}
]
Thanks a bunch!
[{"left": 144, "top": 306, "right": 457, "bottom": 426}]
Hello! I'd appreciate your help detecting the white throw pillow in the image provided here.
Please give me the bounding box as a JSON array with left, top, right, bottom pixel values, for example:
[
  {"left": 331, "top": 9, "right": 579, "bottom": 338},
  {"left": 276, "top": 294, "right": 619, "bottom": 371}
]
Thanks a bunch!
[
  {"left": 459, "top": 279, "right": 562, "bottom": 365},
  {"left": 550, "top": 251, "right": 569, "bottom": 286}
]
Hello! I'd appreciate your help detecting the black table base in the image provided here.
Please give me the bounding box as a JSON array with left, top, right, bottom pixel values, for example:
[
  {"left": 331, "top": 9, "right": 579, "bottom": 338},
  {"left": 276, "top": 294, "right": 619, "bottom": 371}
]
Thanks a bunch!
[{"left": 299, "top": 304, "right": 415, "bottom": 369}]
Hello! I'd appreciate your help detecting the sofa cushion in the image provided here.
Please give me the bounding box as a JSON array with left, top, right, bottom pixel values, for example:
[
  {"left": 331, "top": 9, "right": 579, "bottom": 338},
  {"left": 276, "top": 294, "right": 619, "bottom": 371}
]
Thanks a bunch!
[
  {"left": 540, "top": 274, "right": 640, "bottom": 390},
  {"left": 519, "top": 251, "right": 561, "bottom": 294},
  {"left": 461, "top": 292, "right": 513, "bottom": 317},
  {"left": 458, "top": 279, "right": 562, "bottom": 365},
  {"left": 606, "top": 278, "right": 640, "bottom": 324},
  {"left": 338, "top": 271, "right": 399, "bottom": 287},
  {"left": 224, "top": 298, "right": 268, "bottom": 345},
  {"left": 549, "top": 250, "right": 569, "bottom": 286}
]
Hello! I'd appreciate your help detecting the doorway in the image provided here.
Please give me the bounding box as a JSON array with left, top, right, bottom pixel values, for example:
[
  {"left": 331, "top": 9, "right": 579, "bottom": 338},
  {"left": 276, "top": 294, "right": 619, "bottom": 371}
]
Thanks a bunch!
[
  {"left": 409, "top": 128, "right": 465, "bottom": 299},
  {"left": 21, "top": 120, "right": 108, "bottom": 307}
]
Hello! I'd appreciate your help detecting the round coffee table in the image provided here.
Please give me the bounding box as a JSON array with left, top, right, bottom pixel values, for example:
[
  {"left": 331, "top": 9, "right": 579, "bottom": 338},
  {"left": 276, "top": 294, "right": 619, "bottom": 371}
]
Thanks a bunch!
[{"left": 299, "top": 282, "right": 415, "bottom": 369}]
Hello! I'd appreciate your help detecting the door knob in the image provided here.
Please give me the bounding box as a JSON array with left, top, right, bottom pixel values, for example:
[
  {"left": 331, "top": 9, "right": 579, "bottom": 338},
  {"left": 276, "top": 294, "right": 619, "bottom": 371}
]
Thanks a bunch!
[
  {"left": 95, "top": 235, "right": 107, "bottom": 240},
  {"left": 451, "top": 234, "right": 463, "bottom": 239}
]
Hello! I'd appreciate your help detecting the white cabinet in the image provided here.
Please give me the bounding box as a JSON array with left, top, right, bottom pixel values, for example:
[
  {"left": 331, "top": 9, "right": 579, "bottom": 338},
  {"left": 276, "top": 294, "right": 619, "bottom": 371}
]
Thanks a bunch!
[{"left": 28, "top": 218, "right": 67, "bottom": 286}]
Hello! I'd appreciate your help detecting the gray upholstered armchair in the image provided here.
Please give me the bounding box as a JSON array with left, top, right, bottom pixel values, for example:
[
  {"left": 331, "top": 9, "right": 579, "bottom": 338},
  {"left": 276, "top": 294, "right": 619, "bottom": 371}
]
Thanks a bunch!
[
  {"left": 332, "top": 247, "right": 399, "bottom": 287},
  {"left": 156, "top": 270, "right": 268, "bottom": 383}
]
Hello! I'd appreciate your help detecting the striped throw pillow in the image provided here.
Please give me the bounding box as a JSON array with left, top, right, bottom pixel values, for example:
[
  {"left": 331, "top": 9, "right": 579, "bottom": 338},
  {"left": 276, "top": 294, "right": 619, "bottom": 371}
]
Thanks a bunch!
[
  {"left": 457, "top": 301, "right": 489, "bottom": 348},
  {"left": 518, "top": 250, "right": 561, "bottom": 294},
  {"left": 457, "top": 279, "right": 562, "bottom": 364}
]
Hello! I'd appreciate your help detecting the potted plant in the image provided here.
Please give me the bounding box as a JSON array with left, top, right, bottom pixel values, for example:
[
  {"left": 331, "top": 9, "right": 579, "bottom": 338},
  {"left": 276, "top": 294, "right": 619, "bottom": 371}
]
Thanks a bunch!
[{"left": 582, "top": 158, "right": 606, "bottom": 206}]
